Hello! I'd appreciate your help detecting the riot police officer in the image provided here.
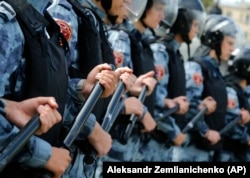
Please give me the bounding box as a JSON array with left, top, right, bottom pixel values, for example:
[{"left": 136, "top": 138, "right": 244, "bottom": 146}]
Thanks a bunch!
[
  {"left": 185, "top": 14, "right": 241, "bottom": 161},
  {"left": 48, "top": 0, "right": 142, "bottom": 177},
  {"left": 220, "top": 47, "right": 250, "bottom": 162},
  {"left": 133, "top": 0, "right": 185, "bottom": 162},
  {"left": 0, "top": 1, "right": 72, "bottom": 177}
]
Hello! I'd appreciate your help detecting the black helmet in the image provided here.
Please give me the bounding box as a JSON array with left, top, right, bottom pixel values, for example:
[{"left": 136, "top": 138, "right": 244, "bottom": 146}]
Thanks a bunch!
[
  {"left": 200, "top": 14, "right": 238, "bottom": 59},
  {"left": 228, "top": 47, "right": 250, "bottom": 79},
  {"left": 201, "top": 14, "right": 238, "bottom": 48},
  {"left": 171, "top": 0, "right": 206, "bottom": 44}
]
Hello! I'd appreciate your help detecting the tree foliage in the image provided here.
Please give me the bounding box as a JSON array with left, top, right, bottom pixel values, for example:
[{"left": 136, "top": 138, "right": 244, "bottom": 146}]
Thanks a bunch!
[{"left": 202, "top": 0, "right": 215, "bottom": 11}]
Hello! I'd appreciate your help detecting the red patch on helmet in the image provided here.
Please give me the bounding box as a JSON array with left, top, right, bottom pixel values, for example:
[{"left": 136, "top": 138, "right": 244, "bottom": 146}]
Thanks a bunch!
[
  {"left": 192, "top": 73, "right": 203, "bottom": 86},
  {"left": 55, "top": 19, "right": 72, "bottom": 42},
  {"left": 113, "top": 51, "right": 124, "bottom": 67},
  {"left": 227, "top": 98, "right": 236, "bottom": 109},
  {"left": 155, "top": 64, "right": 165, "bottom": 81}
]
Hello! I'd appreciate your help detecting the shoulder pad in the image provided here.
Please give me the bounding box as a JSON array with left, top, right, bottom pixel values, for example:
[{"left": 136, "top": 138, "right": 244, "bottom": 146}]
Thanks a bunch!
[
  {"left": 117, "top": 30, "right": 128, "bottom": 40},
  {"left": 226, "top": 86, "right": 239, "bottom": 110},
  {"left": 0, "top": 1, "right": 16, "bottom": 21},
  {"left": 185, "top": 61, "right": 204, "bottom": 86}
]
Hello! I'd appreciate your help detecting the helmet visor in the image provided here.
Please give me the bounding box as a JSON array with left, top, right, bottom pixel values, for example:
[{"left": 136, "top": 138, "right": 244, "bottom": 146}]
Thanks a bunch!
[
  {"left": 161, "top": 0, "right": 178, "bottom": 28},
  {"left": 124, "top": 0, "right": 147, "bottom": 23},
  {"left": 234, "top": 24, "right": 246, "bottom": 49},
  {"left": 190, "top": 9, "right": 207, "bottom": 37},
  {"left": 210, "top": 18, "right": 238, "bottom": 38}
]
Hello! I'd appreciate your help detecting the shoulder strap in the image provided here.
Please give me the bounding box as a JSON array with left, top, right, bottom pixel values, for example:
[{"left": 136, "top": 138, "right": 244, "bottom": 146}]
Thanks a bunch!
[
  {"left": 191, "top": 57, "right": 213, "bottom": 80},
  {"left": 157, "top": 35, "right": 175, "bottom": 59},
  {"left": 4, "top": 0, "right": 48, "bottom": 36},
  {"left": 67, "top": 0, "right": 84, "bottom": 14},
  {"left": 162, "top": 39, "right": 175, "bottom": 58},
  {"left": 225, "top": 76, "right": 250, "bottom": 110},
  {"left": 110, "top": 25, "right": 142, "bottom": 51},
  {"left": 6, "top": 0, "right": 68, "bottom": 52},
  {"left": 44, "top": 10, "right": 69, "bottom": 52},
  {"left": 69, "top": 0, "right": 114, "bottom": 65}
]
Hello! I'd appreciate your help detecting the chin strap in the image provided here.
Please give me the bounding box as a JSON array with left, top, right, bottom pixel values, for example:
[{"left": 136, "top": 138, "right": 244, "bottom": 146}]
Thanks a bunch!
[
  {"left": 107, "top": 14, "right": 118, "bottom": 25},
  {"left": 140, "top": 19, "right": 148, "bottom": 29}
]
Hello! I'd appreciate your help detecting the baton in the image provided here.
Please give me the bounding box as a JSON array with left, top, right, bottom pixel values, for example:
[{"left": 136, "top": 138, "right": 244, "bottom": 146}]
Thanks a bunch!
[
  {"left": 101, "top": 81, "right": 126, "bottom": 131},
  {"left": 41, "top": 64, "right": 116, "bottom": 177},
  {"left": 182, "top": 107, "right": 207, "bottom": 133},
  {"left": 63, "top": 64, "right": 115, "bottom": 148},
  {"left": 63, "top": 81, "right": 104, "bottom": 148},
  {"left": 155, "top": 105, "right": 180, "bottom": 122},
  {"left": 150, "top": 105, "right": 179, "bottom": 145},
  {"left": 120, "top": 85, "right": 147, "bottom": 144},
  {"left": 40, "top": 79, "right": 106, "bottom": 178},
  {"left": 0, "top": 115, "right": 40, "bottom": 172},
  {"left": 152, "top": 106, "right": 207, "bottom": 147},
  {"left": 219, "top": 115, "right": 241, "bottom": 135},
  {"left": 84, "top": 81, "right": 126, "bottom": 164},
  {"left": 102, "top": 97, "right": 125, "bottom": 132}
]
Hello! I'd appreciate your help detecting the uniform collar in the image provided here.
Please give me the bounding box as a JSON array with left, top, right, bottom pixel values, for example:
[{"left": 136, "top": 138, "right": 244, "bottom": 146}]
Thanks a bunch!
[
  {"left": 28, "top": 0, "right": 51, "bottom": 14},
  {"left": 169, "top": 39, "right": 180, "bottom": 53},
  {"left": 203, "top": 55, "right": 220, "bottom": 68}
]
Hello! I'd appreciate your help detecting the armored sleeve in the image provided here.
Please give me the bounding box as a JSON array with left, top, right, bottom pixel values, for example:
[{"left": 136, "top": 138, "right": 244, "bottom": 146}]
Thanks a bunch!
[
  {"left": 0, "top": 106, "right": 52, "bottom": 168},
  {"left": 150, "top": 42, "right": 170, "bottom": 116},
  {"left": 225, "top": 86, "right": 248, "bottom": 142},
  {"left": 0, "top": 6, "right": 25, "bottom": 98},
  {"left": 184, "top": 61, "right": 209, "bottom": 135},
  {"left": 108, "top": 29, "right": 133, "bottom": 68}
]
